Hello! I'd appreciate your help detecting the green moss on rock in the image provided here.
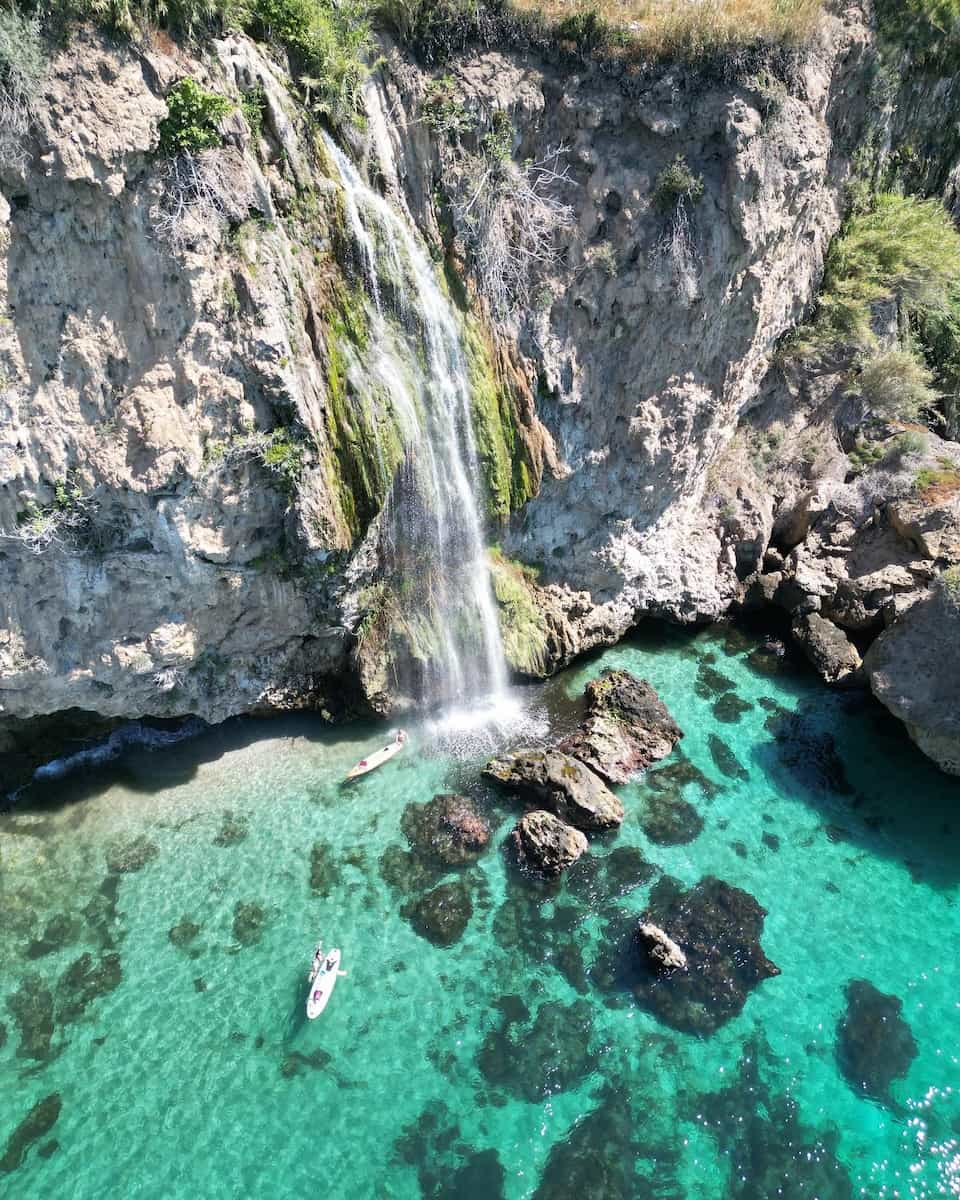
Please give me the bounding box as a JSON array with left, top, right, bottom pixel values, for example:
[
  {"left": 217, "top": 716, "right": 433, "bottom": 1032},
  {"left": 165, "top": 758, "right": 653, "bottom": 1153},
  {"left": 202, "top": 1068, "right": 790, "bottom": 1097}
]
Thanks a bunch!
[{"left": 488, "top": 549, "right": 550, "bottom": 677}]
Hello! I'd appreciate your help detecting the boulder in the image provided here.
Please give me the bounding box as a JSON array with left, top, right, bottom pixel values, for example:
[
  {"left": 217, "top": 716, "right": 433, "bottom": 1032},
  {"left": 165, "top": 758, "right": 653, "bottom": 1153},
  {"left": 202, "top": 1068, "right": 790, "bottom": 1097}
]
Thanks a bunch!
[
  {"left": 510, "top": 811, "right": 588, "bottom": 877},
  {"left": 791, "top": 612, "right": 863, "bottom": 687},
  {"left": 866, "top": 588, "right": 960, "bottom": 775},
  {"left": 560, "top": 669, "right": 682, "bottom": 784},
  {"left": 636, "top": 922, "right": 686, "bottom": 971},
  {"left": 400, "top": 794, "right": 490, "bottom": 866},
  {"left": 484, "top": 748, "right": 624, "bottom": 830},
  {"left": 401, "top": 880, "right": 473, "bottom": 947}
]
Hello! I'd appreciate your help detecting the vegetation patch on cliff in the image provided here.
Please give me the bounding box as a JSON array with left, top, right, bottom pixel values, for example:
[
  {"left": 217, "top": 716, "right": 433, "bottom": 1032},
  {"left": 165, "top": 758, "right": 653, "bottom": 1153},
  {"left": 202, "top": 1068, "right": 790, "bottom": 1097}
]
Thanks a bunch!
[{"left": 488, "top": 548, "right": 550, "bottom": 677}]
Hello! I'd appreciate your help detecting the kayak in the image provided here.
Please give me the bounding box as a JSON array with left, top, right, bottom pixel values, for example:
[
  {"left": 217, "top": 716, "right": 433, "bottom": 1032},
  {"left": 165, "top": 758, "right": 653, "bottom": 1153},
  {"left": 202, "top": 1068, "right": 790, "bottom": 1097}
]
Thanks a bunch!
[
  {"left": 345, "top": 732, "right": 406, "bottom": 781},
  {"left": 306, "top": 947, "right": 344, "bottom": 1019}
]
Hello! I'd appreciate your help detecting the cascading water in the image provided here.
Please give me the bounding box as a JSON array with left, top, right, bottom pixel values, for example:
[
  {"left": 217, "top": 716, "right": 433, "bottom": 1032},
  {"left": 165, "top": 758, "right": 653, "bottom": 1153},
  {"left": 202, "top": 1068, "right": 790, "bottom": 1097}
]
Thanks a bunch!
[{"left": 323, "top": 134, "right": 508, "bottom": 710}]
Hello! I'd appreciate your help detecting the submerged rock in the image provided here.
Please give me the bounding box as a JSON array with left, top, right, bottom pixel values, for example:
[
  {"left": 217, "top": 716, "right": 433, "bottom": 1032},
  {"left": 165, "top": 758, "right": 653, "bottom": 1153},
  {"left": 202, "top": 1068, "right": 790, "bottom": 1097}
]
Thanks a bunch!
[
  {"left": 105, "top": 835, "right": 159, "bottom": 874},
  {"left": 168, "top": 917, "right": 201, "bottom": 950},
  {"left": 309, "top": 840, "right": 343, "bottom": 898},
  {"left": 560, "top": 669, "right": 682, "bottom": 784},
  {"left": 711, "top": 692, "right": 751, "bottom": 723},
  {"left": 632, "top": 876, "right": 780, "bottom": 1035},
  {"left": 402, "top": 880, "right": 472, "bottom": 947},
  {"left": 836, "top": 979, "right": 918, "bottom": 1106},
  {"left": 484, "top": 748, "right": 623, "bottom": 830},
  {"left": 400, "top": 794, "right": 490, "bottom": 867},
  {"left": 57, "top": 952, "right": 122, "bottom": 1025},
  {"left": 24, "top": 913, "right": 82, "bottom": 960},
  {"left": 378, "top": 844, "right": 443, "bottom": 897},
  {"left": 707, "top": 735, "right": 748, "bottom": 781},
  {"left": 0, "top": 1093, "right": 62, "bottom": 1175},
  {"left": 695, "top": 663, "right": 736, "bottom": 699},
  {"left": 532, "top": 1089, "right": 636, "bottom": 1200},
  {"left": 212, "top": 811, "right": 249, "bottom": 847},
  {"left": 636, "top": 922, "right": 687, "bottom": 971},
  {"left": 232, "top": 901, "right": 266, "bottom": 947},
  {"left": 565, "top": 846, "right": 657, "bottom": 908},
  {"left": 6, "top": 974, "right": 55, "bottom": 1061},
  {"left": 639, "top": 790, "right": 704, "bottom": 846},
  {"left": 510, "top": 810, "right": 588, "bottom": 877},
  {"left": 477, "top": 998, "right": 593, "bottom": 1102},
  {"left": 437, "top": 1149, "right": 506, "bottom": 1200}
]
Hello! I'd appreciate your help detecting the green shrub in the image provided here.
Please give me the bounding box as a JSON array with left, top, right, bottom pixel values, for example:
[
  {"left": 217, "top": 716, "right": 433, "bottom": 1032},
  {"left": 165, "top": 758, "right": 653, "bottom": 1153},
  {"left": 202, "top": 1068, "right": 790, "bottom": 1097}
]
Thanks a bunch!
[
  {"left": 652, "top": 155, "right": 704, "bottom": 211},
  {"left": 71, "top": 0, "right": 247, "bottom": 40},
  {"left": 808, "top": 194, "right": 960, "bottom": 353},
  {"left": 851, "top": 348, "right": 937, "bottom": 423},
  {"left": 883, "top": 429, "right": 929, "bottom": 463},
  {"left": 554, "top": 8, "right": 611, "bottom": 54},
  {"left": 0, "top": 6, "right": 46, "bottom": 169},
  {"left": 874, "top": 0, "right": 960, "bottom": 70},
  {"left": 158, "top": 78, "right": 233, "bottom": 155},
  {"left": 240, "top": 84, "right": 267, "bottom": 140},
  {"left": 941, "top": 564, "right": 960, "bottom": 608},
  {"left": 422, "top": 75, "right": 472, "bottom": 140}
]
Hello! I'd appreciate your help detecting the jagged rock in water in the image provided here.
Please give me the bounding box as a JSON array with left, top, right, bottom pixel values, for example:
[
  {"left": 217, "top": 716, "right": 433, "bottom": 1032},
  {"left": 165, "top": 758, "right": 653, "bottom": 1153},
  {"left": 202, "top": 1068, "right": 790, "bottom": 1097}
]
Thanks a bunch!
[
  {"left": 531, "top": 1089, "right": 638, "bottom": 1200},
  {"left": 57, "top": 952, "right": 122, "bottom": 1025},
  {"left": 0, "top": 1093, "right": 61, "bottom": 1175},
  {"left": 510, "top": 810, "right": 588, "bottom": 877},
  {"left": 232, "top": 902, "right": 266, "bottom": 947},
  {"left": 105, "top": 835, "right": 158, "bottom": 874},
  {"left": 484, "top": 749, "right": 623, "bottom": 830},
  {"left": 836, "top": 979, "right": 918, "bottom": 1106},
  {"left": 632, "top": 876, "right": 780, "bottom": 1035},
  {"left": 636, "top": 922, "right": 687, "bottom": 972},
  {"left": 477, "top": 998, "right": 593, "bottom": 1102},
  {"left": 559, "top": 669, "right": 682, "bottom": 784},
  {"left": 401, "top": 880, "right": 473, "bottom": 947},
  {"left": 792, "top": 612, "right": 863, "bottom": 687},
  {"left": 400, "top": 794, "right": 490, "bottom": 867}
]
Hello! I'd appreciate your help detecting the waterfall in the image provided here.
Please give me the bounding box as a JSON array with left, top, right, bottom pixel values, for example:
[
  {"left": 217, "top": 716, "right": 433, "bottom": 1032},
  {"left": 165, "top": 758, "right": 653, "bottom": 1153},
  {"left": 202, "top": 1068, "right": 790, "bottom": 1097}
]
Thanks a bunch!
[{"left": 323, "top": 134, "right": 508, "bottom": 709}]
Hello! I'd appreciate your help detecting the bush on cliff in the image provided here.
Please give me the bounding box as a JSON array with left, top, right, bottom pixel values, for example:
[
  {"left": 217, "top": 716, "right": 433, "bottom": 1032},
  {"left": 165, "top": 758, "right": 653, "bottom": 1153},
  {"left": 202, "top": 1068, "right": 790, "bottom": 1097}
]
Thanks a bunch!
[{"left": 0, "top": 5, "right": 45, "bottom": 169}]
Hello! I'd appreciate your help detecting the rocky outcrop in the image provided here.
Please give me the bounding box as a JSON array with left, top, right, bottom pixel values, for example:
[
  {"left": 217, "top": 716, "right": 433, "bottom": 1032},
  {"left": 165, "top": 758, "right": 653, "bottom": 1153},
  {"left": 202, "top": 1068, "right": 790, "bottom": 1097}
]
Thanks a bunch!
[
  {"left": 484, "top": 748, "right": 624, "bottom": 830},
  {"left": 632, "top": 876, "right": 780, "bottom": 1035},
  {"left": 509, "top": 810, "right": 588, "bottom": 876},
  {"left": 560, "top": 668, "right": 682, "bottom": 784},
  {"left": 865, "top": 587, "right": 960, "bottom": 775},
  {"left": 636, "top": 922, "right": 686, "bottom": 972}
]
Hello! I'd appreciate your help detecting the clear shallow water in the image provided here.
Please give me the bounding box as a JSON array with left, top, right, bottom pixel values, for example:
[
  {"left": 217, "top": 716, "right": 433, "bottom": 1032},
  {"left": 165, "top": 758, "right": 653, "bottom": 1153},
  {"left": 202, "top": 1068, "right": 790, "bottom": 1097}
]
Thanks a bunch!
[{"left": 1, "top": 625, "right": 958, "bottom": 1198}]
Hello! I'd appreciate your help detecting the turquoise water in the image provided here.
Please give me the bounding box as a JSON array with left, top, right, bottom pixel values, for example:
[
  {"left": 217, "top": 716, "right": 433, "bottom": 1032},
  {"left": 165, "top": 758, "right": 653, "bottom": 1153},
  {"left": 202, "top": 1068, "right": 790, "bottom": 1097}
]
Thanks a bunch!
[{"left": 2, "top": 625, "right": 959, "bottom": 1197}]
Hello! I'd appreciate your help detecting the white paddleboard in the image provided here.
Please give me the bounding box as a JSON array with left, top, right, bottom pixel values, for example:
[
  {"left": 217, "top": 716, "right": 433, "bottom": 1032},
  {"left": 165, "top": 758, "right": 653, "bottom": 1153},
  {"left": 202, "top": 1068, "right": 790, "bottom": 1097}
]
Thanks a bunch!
[{"left": 306, "top": 948, "right": 342, "bottom": 1019}]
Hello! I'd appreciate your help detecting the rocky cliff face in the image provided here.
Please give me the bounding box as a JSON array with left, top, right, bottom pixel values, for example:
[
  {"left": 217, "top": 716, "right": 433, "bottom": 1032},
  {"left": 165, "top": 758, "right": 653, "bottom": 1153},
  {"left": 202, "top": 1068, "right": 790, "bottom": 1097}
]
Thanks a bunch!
[{"left": 2, "top": 8, "right": 960, "bottom": 778}]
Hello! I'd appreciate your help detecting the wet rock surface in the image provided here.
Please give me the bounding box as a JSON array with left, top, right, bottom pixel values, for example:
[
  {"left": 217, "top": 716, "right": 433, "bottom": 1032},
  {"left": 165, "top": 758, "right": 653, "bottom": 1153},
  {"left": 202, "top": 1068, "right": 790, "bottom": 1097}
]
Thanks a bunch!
[
  {"left": 0, "top": 1093, "right": 62, "bottom": 1175},
  {"left": 484, "top": 748, "right": 624, "bottom": 830},
  {"left": 477, "top": 997, "right": 594, "bottom": 1102},
  {"left": 836, "top": 979, "right": 918, "bottom": 1107},
  {"left": 560, "top": 670, "right": 682, "bottom": 784},
  {"left": 401, "top": 880, "right": 473, "bottom": 947},
  {"left": 400, "top": 794, "right": 490, "bottom": 867},
  {"left": 632, "top": 876, "right": 780, "bottom": 1035},
  {"left": 510, "top": 810, "right": 588, "bottom": 877}
]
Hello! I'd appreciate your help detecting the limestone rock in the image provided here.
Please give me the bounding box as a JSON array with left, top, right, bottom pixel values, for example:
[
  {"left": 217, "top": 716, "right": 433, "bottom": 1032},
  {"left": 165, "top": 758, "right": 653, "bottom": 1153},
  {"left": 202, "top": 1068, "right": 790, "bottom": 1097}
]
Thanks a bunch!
[
  {"left": 791, "top": 612, "right": 863, "bottom": 687},
  {"left": 484, "top": 748, "right": 624, "bottom": 830},
  {"left": 636, "top": 922, "right": 687, "bottom": 972},
  {"left": 560, "top": 669, "right": 682, "bottom": 784},
  {"left": 509, "top": 810, "right": 588, "bottom": 876},
  {"left": 865, "top": 588, "right": 960, "bottom": 775}
]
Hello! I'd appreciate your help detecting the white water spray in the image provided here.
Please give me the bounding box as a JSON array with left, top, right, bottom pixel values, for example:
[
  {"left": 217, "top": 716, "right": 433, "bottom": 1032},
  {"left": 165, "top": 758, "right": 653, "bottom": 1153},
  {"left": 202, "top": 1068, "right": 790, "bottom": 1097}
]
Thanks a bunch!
[{"left": 324, "top": 135, "right": 508, "bottom": 709}]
